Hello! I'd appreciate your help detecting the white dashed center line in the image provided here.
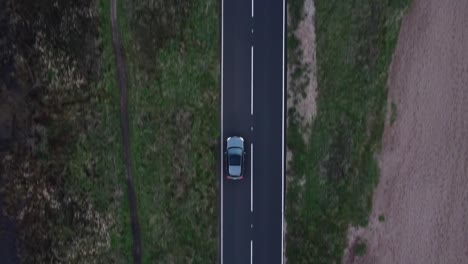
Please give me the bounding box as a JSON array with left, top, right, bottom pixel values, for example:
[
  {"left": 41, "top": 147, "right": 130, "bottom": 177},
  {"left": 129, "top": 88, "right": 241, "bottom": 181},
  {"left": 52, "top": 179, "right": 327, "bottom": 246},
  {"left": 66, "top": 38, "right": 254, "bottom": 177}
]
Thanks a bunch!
[
  {"left": 251, "top": 45, "right": 254, "bottom": 116},
  {"left": 251, "top": 143, "right": 254, "bottom": 212},
  {"left": 251, "top": 0, "right": 254, "bottom": 17}
]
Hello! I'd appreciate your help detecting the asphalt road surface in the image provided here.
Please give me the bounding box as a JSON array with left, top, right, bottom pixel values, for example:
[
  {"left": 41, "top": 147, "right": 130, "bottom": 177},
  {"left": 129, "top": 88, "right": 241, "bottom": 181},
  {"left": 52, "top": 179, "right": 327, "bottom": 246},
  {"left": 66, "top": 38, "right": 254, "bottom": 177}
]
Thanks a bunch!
[{"left": 220, "top": 0, "right": 286, "bottom": 263}]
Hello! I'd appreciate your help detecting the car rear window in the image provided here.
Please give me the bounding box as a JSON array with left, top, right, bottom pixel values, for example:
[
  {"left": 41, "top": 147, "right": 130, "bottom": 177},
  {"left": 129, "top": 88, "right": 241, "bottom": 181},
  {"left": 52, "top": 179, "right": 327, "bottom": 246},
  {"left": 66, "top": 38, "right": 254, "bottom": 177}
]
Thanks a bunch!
[{"left": 229, "top": 154, "right": 241, "bottom": 165}]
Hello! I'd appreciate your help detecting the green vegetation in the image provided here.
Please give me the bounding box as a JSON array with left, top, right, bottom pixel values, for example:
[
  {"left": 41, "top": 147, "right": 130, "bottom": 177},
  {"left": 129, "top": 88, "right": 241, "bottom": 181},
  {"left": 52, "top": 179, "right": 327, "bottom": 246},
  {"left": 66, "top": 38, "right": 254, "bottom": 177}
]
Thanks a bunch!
[
  {"left": 354, "top": 240, "right": 367, "bottom": 257},
  {"left": 286, "top": 0, "right": 411, "bottom": 263},
  {"left": 110, "top": 0, "right": 220, "bottom": 262},
  {"left": 94, "top": 0, "right": 132, "bottom": 262},
  {"left": 1, "top": 0, "right": 218, "bottom": 262},
  {"left": 378, "top": 214, "right": 386, "bottom": 222},
  {"left": 1, "top": 0, "right": 125, "bottom": 262}
]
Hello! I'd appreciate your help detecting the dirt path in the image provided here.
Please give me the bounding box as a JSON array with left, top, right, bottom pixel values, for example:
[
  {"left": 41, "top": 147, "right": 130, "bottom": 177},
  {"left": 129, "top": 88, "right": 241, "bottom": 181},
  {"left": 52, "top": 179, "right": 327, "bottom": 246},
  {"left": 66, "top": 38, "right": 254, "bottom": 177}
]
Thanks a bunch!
[
  {"left": 110, "top": 0, "right": 142, "bottom": 263},
  {"left": 344, "top": 0, "right": 468, "bottom": 263}
]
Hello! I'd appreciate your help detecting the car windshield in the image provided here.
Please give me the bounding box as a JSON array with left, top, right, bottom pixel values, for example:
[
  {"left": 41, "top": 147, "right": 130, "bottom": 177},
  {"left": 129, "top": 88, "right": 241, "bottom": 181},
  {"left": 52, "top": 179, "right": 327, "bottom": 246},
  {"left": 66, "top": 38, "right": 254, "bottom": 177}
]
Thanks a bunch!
[{"left": 229, "top": 154, "right": 241, "bottom": 165}]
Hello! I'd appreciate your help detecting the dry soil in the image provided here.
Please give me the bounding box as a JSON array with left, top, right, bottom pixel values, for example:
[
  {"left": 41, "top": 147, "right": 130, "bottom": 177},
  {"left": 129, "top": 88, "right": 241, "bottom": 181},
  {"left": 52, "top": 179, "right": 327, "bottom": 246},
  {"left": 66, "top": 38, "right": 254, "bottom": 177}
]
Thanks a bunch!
[
  {"left": 344, "top": 0, "right": 468, "bottom": 263},
  {"left": 291, "top": 0, "right": 318, "bottom": 128},
  {"left": 285, "top": 0, "right": 317, "bottom": 262}
]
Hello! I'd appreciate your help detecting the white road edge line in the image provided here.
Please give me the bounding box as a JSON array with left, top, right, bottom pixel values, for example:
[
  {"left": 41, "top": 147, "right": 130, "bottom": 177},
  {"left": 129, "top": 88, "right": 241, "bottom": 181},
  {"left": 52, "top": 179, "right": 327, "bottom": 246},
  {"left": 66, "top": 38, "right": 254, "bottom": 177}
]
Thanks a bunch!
[
  {"left": 250, "top": 240, "right": 253, "bottom": 264},
  {"left": 220, "top": 0, "right": 224, "bottom": 263},
  {"left": 251, "top": 143, "right": 253, "bottom": 212},
  {"left": 281, "top": 0, "right": 285, "bottom": 263},
  {"left": 251, "top": 46, "right": 254, "bottom": 115}
]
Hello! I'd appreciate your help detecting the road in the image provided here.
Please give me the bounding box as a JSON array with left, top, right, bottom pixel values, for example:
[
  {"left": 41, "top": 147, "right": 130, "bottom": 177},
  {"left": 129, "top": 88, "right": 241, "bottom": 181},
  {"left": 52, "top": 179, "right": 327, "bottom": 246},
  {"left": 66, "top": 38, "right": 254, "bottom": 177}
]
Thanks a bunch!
[{"left": 220, "top": 0, "right": 286, "bottom": 263}]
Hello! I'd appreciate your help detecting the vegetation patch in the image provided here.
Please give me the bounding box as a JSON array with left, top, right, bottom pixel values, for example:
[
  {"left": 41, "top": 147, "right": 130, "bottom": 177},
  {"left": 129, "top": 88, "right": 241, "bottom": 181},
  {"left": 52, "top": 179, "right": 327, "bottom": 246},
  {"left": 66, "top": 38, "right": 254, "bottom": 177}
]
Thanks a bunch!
[
  {"left": 109, "top": 0, "right": 220, "bottom": 262},
  {"left": 1, "top": 0, "right": 218, "bottom": 262},
  {"left": 354, "top": 239, "right": 367, "bottom": 257},
  {"left": 286, "top": 0, "right": 411, "bottom": 263},
  {"left": 0, "top": 0, "right": 127, "bottom": 262},
  {"left": 378, "top": 214, "right": 386, "bottom": 222}
]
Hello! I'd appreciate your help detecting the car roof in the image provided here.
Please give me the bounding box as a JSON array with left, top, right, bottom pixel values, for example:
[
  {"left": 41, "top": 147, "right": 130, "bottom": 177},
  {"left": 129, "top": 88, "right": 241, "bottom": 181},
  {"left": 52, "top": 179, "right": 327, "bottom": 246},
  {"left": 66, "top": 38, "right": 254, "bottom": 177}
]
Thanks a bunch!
[{"left": 227, "top": 147, "right": 243, "bottom": 156}]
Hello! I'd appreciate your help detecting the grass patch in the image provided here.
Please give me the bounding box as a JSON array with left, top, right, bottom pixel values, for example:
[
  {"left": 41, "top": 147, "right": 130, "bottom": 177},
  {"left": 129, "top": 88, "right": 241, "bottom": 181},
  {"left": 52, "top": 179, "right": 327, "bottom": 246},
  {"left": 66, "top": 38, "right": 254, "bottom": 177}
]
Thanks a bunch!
[
  {"left": 93, "top": 0, "right": 134, "bottom": 262},
  {"left": 286, "top": 0, "right": 411, "bottom": 263},
  {"left": 289, "top": 0, "right": 306, "bottom": 31},
  {"left": 378, "top": 214, "right": 385, "bottom": 222},
  {"left": 110, "top": 0, "right": 220, "bottom": 262},
  {"left": 0, "top": 0, "right": 128, "bottom": 261},
  {"left": 2, "top": 0, "right": 218, "bottom": 261},
  {"left": 354, "top": 240, "right": 367, "bottom": 257}
]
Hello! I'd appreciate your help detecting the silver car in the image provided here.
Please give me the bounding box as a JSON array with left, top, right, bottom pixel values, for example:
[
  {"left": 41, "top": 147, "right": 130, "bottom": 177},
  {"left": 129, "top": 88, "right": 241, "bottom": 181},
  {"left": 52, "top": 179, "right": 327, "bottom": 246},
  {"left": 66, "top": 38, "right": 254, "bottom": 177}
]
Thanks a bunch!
[{"left": 224, "top": 136, "right": 246, "bottom": 180}]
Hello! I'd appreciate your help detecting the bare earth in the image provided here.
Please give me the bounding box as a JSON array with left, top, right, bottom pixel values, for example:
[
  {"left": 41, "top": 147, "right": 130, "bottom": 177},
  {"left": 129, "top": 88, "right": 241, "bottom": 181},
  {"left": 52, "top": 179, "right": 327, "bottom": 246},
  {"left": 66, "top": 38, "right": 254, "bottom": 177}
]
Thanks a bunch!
[
  {"left": 286, "top": 0, "right": 317, "bottom": 174},
  {"left": 286, "top": 0, "right": 317, "bottom": 182},
  {"left": 344, "top": 0, "right": 468, "bottom": 263},
  {"left": 292, "top": 0, "right": 318, "bottom": 128},
  {"left": 285, "top": 0, "right": 317, "bottom": 262}
]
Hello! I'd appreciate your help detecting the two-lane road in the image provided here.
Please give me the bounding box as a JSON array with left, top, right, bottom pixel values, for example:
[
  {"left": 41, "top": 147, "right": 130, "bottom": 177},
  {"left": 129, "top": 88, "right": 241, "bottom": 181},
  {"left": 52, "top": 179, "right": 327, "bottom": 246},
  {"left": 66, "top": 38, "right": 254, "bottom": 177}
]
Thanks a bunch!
[{"left": 220, "top": 0, "right": 286, "bottom": 263}]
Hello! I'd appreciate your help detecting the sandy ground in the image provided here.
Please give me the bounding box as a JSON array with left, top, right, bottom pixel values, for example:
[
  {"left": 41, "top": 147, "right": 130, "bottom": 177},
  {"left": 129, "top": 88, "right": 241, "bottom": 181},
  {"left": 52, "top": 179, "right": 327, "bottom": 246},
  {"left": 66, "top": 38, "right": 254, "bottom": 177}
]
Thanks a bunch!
[
  {"left": 286, "top": 0, "right": 317, "bottom": 178},
  {"left": 344, "top": 0, "right": 468, "bottom": 263},
  {"left": 285, "top": 0, "right": 317, "bottom": 262},
  {"left": 286, "top": 0, "right": 317, "bottom": 147},
  {"left": 291, "top": 0, "right": 318, "bottom": 128},
  {"left": 286, "top": 0, "right": 317, "bottom": 171}
]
